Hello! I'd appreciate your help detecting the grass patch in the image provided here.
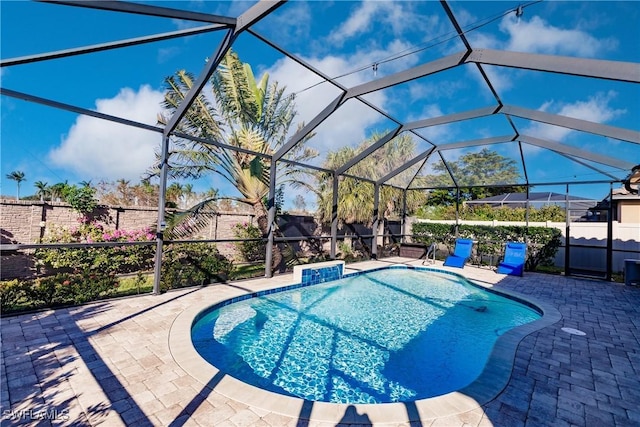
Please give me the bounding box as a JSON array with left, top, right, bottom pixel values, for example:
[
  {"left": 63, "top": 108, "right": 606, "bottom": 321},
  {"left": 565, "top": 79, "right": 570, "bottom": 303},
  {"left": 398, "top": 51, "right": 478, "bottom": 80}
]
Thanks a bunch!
[
  {"left": 231, "top": 263, "right": 265, "bottom": 280},
  {"left": 114, "top": 273, "right": 154, "bottom": 296}
]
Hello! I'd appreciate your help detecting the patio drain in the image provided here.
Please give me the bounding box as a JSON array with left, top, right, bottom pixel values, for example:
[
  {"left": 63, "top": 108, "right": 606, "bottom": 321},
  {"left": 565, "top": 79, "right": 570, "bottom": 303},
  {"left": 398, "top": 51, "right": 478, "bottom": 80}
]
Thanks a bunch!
[{"left": 561, "top": 327, "right": 586, "bottom": 336}]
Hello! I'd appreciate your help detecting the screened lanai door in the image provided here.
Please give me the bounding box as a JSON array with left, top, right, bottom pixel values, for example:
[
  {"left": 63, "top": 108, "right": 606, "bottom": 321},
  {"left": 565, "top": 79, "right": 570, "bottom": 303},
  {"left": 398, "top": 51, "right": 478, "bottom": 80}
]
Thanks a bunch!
[{"left": 562, "top": 185, "right": 613, "bottom": 280}]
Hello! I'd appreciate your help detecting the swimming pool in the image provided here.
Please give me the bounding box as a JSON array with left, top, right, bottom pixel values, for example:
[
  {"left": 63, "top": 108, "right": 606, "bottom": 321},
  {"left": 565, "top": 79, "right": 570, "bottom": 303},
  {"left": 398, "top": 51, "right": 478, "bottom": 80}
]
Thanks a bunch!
[{"left": 191, "top": 266, "right": 541, "bottom": 404}]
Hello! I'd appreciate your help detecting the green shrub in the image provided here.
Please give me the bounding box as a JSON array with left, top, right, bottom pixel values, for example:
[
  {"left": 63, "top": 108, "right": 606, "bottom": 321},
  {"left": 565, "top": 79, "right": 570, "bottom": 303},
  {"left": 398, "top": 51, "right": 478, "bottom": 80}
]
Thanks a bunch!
[
  {"left": 0, "top": 279, "right": 26, "bottom": 311},
  {"left": 161, "top": 243, "right": 233, "bottom": 291},
  {"left": 24, "top": 275, "right": 62, "bottom": 307},
  {"left": 18, "top": 272, "right": 120, "bottom": 309},
  {"left": 233, "top": 222, "right": 265, "bottom": 262},
  {"left": 1, "top": 271, "right": 127, "bottom": 314},
  {"left": 416, "top": 204, "right": 566, "bottom": 222},
  {"left": 35, "top": 222, "right": 155, "bottom": 275}
]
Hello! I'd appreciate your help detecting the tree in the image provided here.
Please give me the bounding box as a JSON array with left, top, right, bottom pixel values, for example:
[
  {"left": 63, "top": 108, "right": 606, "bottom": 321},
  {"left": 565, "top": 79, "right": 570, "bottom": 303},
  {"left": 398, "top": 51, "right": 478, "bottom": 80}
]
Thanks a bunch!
[
  {"left": 97, "top": 179, "right": 160, "bottom": 206},
  {"left": 166, "top": 182, "right": 184, "bottom": 208},
  {"left": 425, "top": 148, "right": 525, "bottom": 206},
  {"left": 64, "top": 185, "right": 98, "bottom": 220},
  {"left": 203, "top": 187, "right": 219, "bottom": 200},
  {"left": 49, "top": 181, "right": 70, "bottom": 202},
  {"left": 6, "top": 171, "right": 26, "bottom": 200},
  {"left": 154, "top": 49, "right": 317, "bottom": 270},
  {"left": 34, "top": 181, "right": 49, "bottom": 202},
  {"left": 315, "top": 132, "right": 427, "bottom": 225},
  {"left": 182, "top": 183, "right": 195, "bottom": 208},
  {"left": 134, "top": 179, "right": 158, "bottom": 206},
  {"left": 115, "top": 179, "right": 132, "bottom": 205}
]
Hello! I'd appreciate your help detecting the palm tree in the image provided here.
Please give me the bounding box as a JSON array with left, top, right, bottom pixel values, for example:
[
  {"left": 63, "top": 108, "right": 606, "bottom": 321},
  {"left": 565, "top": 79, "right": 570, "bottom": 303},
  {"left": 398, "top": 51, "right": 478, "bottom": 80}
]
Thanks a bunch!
[
  {"left": 137, "top": 180, "right": 158, "bottom": 206},
  {"left": 34, "top": 181, "right": 49, "bottom": 201},
  {"left": 203, "top": 187, "right": 219, "bottom": 199},
  {"left": 49, "top": 181, "right": 69, "bottom": 202},
  {"left": 166, "top": 182, "right": 184, "bottom": 207},
  {"left": 115, "top": 179, "right": 131, "bottom": 205},
  {"left": 6, "top": 171, "right": 26, "bottom": 200},
  {"left": 182, "top": 183, "right": 195, "bottom": 207},
  {"left": 315, "top": 132, "right": 427, "bottom": 225},
  {"left": 155, "top": 50, "right": 317, "bottom": 270}
]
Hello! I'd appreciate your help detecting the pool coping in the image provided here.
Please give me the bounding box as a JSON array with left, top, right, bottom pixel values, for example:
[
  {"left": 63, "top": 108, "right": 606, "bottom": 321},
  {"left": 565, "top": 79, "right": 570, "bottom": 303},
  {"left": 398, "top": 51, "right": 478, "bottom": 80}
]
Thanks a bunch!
[{"left": 168, "top": 264, "right": 562, "bottom": 424}]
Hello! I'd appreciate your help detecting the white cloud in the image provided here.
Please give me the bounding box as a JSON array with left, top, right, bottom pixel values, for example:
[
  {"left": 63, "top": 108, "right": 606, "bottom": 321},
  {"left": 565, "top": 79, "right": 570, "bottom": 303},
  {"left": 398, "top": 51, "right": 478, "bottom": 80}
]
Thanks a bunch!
[
  {"left": 49, "top": 85, "right": 164, "bottom": 182},
  {"left": 525, "top": 91, "right": 626, "bottom": 141},
  {"left": 267, "top": 53, "right": 392, "bottom": 159},
  {"left": 328, "top": 2, "right": 394, "bottom": 44},
  {"left": 499, "top": 14, "right": 618, "bottom": 57},
  {"left": 463, "top": 10, "right": 619, "bottom": 97},
  {"left": 328, "top": 1, "right": 438, "bottom": 47}
]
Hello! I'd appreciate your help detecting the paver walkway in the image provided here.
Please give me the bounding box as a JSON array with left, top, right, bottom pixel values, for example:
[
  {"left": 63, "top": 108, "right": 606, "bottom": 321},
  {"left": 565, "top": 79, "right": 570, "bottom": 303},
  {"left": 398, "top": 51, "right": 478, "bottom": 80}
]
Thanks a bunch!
[{"left": 1, "top": 259, "right": 639, "bottom": 426}]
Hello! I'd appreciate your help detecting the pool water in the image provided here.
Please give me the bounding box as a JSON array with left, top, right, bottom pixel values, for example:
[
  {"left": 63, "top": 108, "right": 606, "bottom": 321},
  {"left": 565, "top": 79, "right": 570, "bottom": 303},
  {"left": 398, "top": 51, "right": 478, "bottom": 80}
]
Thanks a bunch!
[{"left": 191, "top": 268, "right": 540, "bottom": 403}]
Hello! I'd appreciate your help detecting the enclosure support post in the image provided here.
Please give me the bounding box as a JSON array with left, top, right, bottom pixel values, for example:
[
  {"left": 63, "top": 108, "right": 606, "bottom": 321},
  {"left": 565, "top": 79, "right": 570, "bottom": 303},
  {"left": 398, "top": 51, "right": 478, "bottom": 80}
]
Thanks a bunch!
[
  {"left": 525, "top": 186, "right": 530, "bottom": 228},
  {"left": 401, "top": 189, "right": 408, "bottom": 243},
  {"left": 564, "top": 184, "right": 570, "bottom": 277},
  {"left": 152, "top": 134, "right": 170, "bottom": 295},
  {"left": 372, "top": 184, "right": 380, "bottom": 259},
  {"left": 455, "top": 187, "right": 460, "bottom": 237},
  {"left": 606, "top": 184, "right": 613, "bottom": 281},
  {"left": 330, "top": 174, "right": 339, "bottom": 259},
  {"left": 264, "top": 158, "right": 277, "bottom": 278}
]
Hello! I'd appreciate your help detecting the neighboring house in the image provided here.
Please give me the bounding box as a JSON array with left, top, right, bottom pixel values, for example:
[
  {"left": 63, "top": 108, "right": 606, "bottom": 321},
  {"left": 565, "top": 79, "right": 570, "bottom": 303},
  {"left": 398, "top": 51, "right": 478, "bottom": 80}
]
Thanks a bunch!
[
  {"left": 468, "top": 190, "right": 640, "bottom": 224},
  {"left": 612, "top": 187, "right": 640, "bottom": 223},
  {"left": 584, "top": 187, "right": 640, "bottom": 224}
]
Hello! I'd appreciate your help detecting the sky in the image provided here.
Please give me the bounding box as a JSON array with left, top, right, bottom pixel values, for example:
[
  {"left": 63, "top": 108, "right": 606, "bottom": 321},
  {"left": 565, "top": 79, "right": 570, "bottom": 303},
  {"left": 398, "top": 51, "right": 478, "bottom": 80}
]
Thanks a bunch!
[{"left": 1, "top": 0, "right": 639, "bottom": 209}]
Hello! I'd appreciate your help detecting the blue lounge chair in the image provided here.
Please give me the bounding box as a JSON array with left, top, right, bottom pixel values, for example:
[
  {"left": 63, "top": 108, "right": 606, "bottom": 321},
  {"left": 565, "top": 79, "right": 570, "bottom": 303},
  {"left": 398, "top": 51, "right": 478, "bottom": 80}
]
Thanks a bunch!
[
  {"left": 443, "top": 238, "right": 474, "bottom": 268},
  {"left": 497, "top": 242, "right": 527, "bottom": 276}
]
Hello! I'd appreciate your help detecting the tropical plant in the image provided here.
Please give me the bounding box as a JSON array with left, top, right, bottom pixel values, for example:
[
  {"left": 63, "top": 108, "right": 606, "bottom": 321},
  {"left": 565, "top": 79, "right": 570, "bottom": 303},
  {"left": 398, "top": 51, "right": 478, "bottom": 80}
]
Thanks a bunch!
[
  {"left": 293, "top": 194, "right": 307, "bottom": 212},
  {"left": 182, "top": 183, "right": 193, "bottom": 204},
  {"left": 154, "top": 49, "right": 317, "bottom": 271},
  {"left": 49, "top": 181, "right": 70, "bottom": 202},
  {"left": 115, "top": 179, "right": 131, "bottom": 203},
  {"left": 6, "top": 170, "right": 26, "bottom": 200},
  {"left": 97, "top": 179, "right": 160, "bottom": 206},
  {"left": 34, "top": 180, "right": 49, "bottom": 201},
  {"left": 166, "top": 182, "right": 184, "bottom": 208},
  {"left": 315, "top": 132, "right": 427, "bottom": 225}
]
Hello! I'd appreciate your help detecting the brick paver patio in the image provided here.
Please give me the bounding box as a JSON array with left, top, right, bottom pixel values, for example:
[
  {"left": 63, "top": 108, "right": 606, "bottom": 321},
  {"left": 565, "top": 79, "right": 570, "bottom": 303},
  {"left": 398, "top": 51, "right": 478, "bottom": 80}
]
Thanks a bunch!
[{"left": 1, "top": 259, "right": 639, "bottom": 426}]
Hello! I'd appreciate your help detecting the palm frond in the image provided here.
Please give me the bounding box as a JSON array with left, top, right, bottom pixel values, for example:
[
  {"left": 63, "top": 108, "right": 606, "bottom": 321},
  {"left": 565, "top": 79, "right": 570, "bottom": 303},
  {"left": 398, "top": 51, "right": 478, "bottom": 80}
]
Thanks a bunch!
[
  {"left": 165, "top": 198, "right": 219, "bottom": 239},
  {"left": 212, "top": 51, "right": 256, "bottom": 125}
]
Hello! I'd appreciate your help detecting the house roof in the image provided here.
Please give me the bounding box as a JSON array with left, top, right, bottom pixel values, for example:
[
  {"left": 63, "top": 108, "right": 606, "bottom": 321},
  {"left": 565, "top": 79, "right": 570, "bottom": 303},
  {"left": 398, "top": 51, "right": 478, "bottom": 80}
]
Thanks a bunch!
[{"left": 466, "top": 192, "right": 598, "bottom": 210}]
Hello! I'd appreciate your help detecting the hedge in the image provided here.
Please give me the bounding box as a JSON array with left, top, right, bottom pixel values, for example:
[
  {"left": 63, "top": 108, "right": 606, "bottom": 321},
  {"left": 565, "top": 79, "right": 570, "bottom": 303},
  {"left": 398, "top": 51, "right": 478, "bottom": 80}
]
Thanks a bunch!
[{"left": 411, "top": 222, "right": 562, "bottom": 271}]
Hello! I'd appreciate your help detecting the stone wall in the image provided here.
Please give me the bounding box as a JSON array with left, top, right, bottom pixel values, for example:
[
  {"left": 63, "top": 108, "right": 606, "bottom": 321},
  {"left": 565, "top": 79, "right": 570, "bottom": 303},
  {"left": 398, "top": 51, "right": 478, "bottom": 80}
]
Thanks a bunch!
[
  {"left": 0, "top": 200, "right": 256, "bottom": 279},
  {"left": 0, "top": 200, "right": 257, "bottom": 244}
]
